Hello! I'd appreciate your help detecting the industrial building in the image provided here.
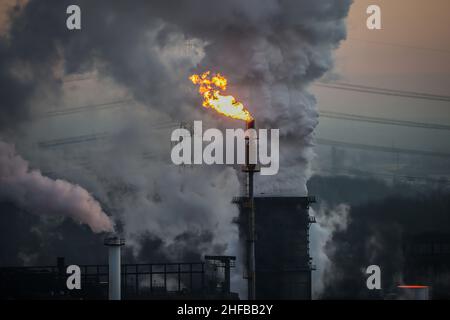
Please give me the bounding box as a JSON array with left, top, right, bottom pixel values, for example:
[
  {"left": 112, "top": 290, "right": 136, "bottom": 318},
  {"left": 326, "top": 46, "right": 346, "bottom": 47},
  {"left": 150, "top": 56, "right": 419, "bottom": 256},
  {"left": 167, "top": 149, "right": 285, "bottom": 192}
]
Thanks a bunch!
[
  {"left": 402, "top": 232, "right": 450, "bottom": 299},
  {"left": 234, "top": 196, "right": 316, "bottom": 300}
]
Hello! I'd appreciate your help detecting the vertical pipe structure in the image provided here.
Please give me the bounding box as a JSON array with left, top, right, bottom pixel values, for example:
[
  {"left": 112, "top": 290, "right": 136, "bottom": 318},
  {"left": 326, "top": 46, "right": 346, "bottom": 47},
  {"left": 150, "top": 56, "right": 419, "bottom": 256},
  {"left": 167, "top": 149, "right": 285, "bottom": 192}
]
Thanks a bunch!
[
  {"left": 57, "top": 257, "right": 65, "bottom": 291},
  {"left": 244, "top": 119, "right": 257, "bottom": 300},
  {"left": 104, "top": 235, "right": 125, "bottom": 300},
  {"left": 224, "top": 259, "right": 231, "bottom": 294}
]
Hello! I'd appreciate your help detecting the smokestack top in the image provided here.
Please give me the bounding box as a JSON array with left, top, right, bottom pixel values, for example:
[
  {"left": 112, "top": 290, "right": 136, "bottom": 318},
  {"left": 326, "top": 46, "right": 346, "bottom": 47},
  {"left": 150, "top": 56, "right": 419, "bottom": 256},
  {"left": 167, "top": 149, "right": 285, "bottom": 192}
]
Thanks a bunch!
[
  {"left": 104, "top": 234, "right": 125, "bottom": 247},
  {"left": 246, "top": 119, "right": 255, "bottom": 130}
]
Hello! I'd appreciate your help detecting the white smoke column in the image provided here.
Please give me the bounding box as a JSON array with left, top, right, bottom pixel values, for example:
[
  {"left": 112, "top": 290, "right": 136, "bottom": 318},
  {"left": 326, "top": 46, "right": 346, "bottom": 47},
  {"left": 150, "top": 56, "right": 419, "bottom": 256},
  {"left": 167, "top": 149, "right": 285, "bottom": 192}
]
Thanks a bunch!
[
  {"left": 0, "top": 140, "right": 114, "bottom": 233},
  {"left": 310, "top": 203, "right": 350, "bottom": 298},
  {"left": 167, "top": 0, "right": 352, "bottom": 295},
  {"left": 162, "top": 0, "right": 354, "bottom": 196}
]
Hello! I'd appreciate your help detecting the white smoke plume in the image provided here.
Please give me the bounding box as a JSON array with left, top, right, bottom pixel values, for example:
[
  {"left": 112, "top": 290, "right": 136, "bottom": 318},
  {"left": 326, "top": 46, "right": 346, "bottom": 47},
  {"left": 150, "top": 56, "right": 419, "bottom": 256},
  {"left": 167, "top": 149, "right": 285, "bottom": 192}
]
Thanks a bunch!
[
  {"left": 310, "top": 203, "right": 350, "bottom": 298},
  {"left": 0, "top": 140, "right": 114, "bottom": 233},
  {"left": 155, "top": 0, "right": 352, "bottom": 196}
]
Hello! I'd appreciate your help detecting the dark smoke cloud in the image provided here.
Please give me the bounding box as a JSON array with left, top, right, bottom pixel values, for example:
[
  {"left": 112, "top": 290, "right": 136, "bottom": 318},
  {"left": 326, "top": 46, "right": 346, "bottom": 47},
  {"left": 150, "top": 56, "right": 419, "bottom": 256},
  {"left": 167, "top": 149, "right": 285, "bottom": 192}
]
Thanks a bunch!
[
  {"left": 0, "top": 201, "right": 221, "bottom": 267},
  {"left": 308, "top": 175, "right": 421, "bottom": 207},
  {"left": 0, "top": 201, "right": 107, "bottom": 266},
  {"left": 1, "top": 0, "right": 352, "bottom": 125},
  {"left": 308, "top": 175, "right": 449, "bottom": 298},
  {"left": 319, "top": 190, "right": 450, "bottom": 299},
  {"left": 0, "top": 0, "right": 198, "bottom": 132}
]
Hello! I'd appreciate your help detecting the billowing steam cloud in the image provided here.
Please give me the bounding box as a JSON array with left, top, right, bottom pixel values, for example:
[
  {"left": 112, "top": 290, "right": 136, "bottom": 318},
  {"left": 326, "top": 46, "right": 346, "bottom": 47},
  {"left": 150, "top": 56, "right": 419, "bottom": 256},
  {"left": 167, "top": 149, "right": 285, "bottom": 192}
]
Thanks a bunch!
[
  {"left": 310, "top": 203, "right": 350, "bottom": 297},
  {"left": 0, "top": 140, "right": 114, "bottom": 233},
  {"left": 147, "top": 0, "right": 353, "bottom": 195},
  {"left": 0, "top": 0, "right": 351, "bottom": 295}
]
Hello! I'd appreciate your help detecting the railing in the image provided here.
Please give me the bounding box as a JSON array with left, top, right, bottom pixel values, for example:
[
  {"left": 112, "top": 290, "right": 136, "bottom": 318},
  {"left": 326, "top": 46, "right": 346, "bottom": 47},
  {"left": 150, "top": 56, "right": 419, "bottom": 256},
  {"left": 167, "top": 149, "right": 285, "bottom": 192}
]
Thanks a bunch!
[{"left": 0, "top": 262, "right": 210, "bottom": 299}]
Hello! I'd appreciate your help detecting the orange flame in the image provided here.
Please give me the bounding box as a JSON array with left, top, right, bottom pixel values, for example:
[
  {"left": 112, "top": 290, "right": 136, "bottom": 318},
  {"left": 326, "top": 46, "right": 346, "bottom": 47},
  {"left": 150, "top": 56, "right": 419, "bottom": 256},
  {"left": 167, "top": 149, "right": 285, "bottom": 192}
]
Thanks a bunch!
[{"left": 189, "top": 71, "right": 253, "bottom": 122}]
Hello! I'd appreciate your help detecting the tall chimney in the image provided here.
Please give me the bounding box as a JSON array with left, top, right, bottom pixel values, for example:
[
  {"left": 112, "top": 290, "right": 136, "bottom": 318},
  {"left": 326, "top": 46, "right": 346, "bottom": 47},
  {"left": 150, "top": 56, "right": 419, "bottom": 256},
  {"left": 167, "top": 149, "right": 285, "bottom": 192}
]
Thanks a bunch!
[
  {"left": 244, "top": 119, "right": 258, "bottom": 300},
  {"left": 104, "top": 235, "right": 125, "bottom": 300}
]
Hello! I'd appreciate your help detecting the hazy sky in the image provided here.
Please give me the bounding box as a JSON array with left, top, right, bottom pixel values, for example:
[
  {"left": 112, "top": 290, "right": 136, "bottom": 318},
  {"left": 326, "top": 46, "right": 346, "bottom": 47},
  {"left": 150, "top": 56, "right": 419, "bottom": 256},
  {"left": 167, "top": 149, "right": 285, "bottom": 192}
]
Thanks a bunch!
[
  {"left": 314, "top": 0, "right": 450, "bottom": 156},
  {"left": 1, "top": 0, "right": 448, "bottom": 174}
]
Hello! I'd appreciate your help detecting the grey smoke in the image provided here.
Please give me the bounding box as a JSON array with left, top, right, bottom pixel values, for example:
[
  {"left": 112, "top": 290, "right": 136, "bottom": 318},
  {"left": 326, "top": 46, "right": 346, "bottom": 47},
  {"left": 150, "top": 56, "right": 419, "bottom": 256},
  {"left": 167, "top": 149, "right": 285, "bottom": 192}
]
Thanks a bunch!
[
  {"left": 319, "top": 192, "right": 450, "bottom": 299},
  {"left": 310, "top": 203, "right": 350, "bottom": 298},
  {"left": 147, "top": 0, "right": 353, "bottom": 195},
  {"left": 0, "top": 0, "right": 352, "bottom": 296},
  {"left": 307, "top": 175, "right": 450, "bottom": 299},
  {"left": 0, "top": 140, "right": 114, "bottom": 233}
]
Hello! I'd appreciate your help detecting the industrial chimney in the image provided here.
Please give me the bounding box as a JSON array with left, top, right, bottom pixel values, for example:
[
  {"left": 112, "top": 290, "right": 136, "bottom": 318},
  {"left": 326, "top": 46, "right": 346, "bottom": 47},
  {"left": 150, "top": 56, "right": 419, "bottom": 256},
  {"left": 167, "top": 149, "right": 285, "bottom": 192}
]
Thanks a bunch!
[
  {"left": 243, "top": 119, "right": 259, "bottom": 300},
  {"left": 104, "top": 235, "right": 125, "bottom": 300}
]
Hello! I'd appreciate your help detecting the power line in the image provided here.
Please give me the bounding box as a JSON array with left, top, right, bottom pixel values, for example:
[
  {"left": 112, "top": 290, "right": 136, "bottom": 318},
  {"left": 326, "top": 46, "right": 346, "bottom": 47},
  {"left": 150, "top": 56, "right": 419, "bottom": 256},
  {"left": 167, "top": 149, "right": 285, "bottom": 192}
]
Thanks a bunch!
[
  {"left": 320, "top": 110, "right": 450, "bottom": 131},
  {"left": 318, "top": 167, "right": 450, "bottom": 185},
  {"left": 348, "top": 37, "right": 450, "bottom": 56},
  {"left": 38, "top": 133, "right": 110, "bottom": 149},
  {"left": 316, "top": 138, "right": 450, "bottom": 159},
  {"left": 62, "top": 74, "right": 450, "bottom": 104},
  {"left": 37, "top": 133, "right": 450, "bottom": 184},
  {"left": 39, "top": 99, "right": 179, "bottom": 130},
  {"left": 39, "top": 133, "right": 450, "bottom": 160},
  {"left": 63, "top": 76, "right": 98, "bottom": 83},
  {"left": 40, "top": 99, "right": 135, "bottom": 118},
  {"left": 314, "top": 82, "right": 450, "bottom": 102},
  {"left": 325, "top": 82, "right": 450, "bottom": 100},
  {"left": 37, "top": 121, "right": 180, "bottom": 149}
]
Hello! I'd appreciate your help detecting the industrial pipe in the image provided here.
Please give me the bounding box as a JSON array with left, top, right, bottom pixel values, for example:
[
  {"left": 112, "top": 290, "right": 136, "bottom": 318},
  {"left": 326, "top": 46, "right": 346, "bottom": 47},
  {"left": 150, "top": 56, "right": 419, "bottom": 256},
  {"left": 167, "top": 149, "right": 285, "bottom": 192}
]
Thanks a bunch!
[
  {"left": 245, "top": 119, "right": 257, "bottom": 300},
  {"left": 104, "top": 235, "right": 125, "bottom": 300}
]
